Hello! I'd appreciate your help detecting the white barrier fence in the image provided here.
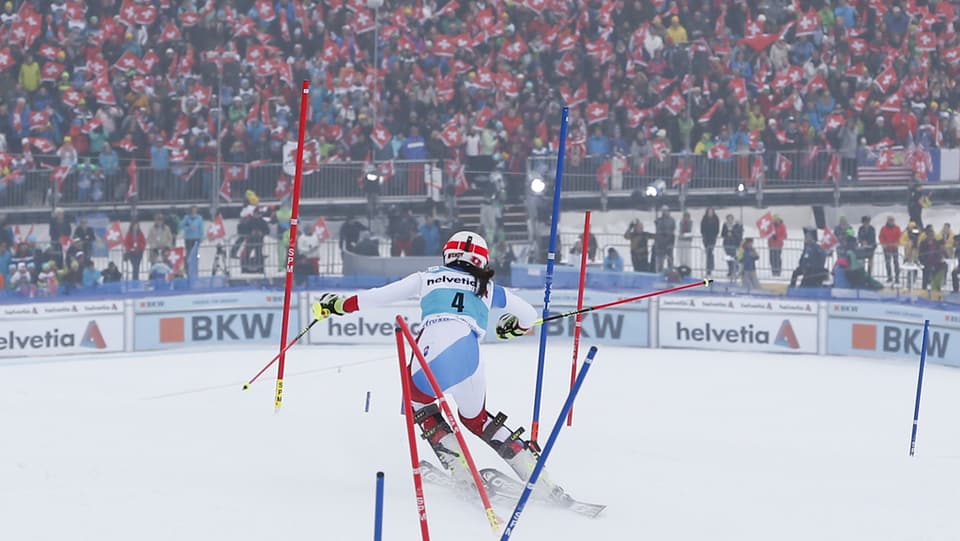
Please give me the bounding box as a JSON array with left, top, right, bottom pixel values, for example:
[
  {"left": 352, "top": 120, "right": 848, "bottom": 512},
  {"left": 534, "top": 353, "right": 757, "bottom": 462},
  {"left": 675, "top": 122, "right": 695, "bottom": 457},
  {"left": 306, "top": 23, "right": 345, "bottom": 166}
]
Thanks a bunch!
[{"left": 1, "top": 290, "right": 957, "bottom": 368}]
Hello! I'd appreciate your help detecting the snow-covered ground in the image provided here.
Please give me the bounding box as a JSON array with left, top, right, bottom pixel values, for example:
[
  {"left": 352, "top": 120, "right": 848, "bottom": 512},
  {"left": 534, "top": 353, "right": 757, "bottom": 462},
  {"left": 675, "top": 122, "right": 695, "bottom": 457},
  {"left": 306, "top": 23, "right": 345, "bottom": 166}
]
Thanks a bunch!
[{"left": 3, "top": 341, "right": 959, "bottom": 540}]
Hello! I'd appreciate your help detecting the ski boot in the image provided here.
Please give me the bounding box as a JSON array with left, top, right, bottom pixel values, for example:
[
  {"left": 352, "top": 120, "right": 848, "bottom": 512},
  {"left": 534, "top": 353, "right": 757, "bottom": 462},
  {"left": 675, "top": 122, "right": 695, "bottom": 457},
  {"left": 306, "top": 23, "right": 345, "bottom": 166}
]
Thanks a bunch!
[
  {"left": 481, "top": 412, "right": 573, "bottom": 506},
  {"left": 414, "top": 404, "right": 475, "bottom": 498}
]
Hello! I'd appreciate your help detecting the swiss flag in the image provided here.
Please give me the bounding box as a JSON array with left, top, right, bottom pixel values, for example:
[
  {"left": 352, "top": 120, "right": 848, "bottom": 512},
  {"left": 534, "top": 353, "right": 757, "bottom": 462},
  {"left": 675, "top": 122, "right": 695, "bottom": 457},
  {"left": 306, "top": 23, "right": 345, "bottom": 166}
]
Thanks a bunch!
[
  {"left": 353, "top": 8, "right": 375, "bottom": 33},
  {"left": 435, "top": 0, "right": 459, "bottom": 17},
  {"left": 874, "top": 66, "right": 898, "bottom": 94},
  {"left": 879, "top": 92, "right": 902, "bottom": 113},
  {"left": 50, "top": 165, "right": 71, "bottom": 188},
  {"left": 559, "top": 84, "right": 587, "bottom": 107},
  {"left": 671, "top": 160, "right": 693, "bottom": 187},
  {"left": 37, "top": 44, "right": 63, "bottom": 61},
  {"left": 851, "top": 90, "right": 870, "bottom": 112},
  {"left": 729, "top": 78, "right": 747, "bottom": 104},
  {"left": 125, "top": 159, "right": 138, "bottom": 202},
  {"left": 943, "top": 47, "right": 960, "bottom": 65},
  {"left": 749, "top": 156, "right": 765, "bottom": 186},
  {"left": 94, "top": 80, "right": 116, "bottom": 105},
  {"left": 775, "top": 130, "right": 794, "bottom": 145},
  {"left": 825, "top": 152, "right": 841, "bottom": 183},
  {"left": 28, "top": 137, "right": 55, "bottom": 153},
  {"left": 81, "top": 118, "right": 102, "bottom": 134},
  {"left": 189, "top": 84, "right": 213, "bottom": 108},
  {"left": 795, "top": 11, "right": 820, "bottom": 36},
  {"left": 775, "top": 152, "right": 792, "bottom": 180},
  {"left": 707, "top": 144, "right": 730, "bottom": 160},
  {"left": 625, "top": 104, "right": 652, "bottom": 129},
  {"left": 28, "top": 110, "right": 50, "bottom": 131},
  {"left": 651, "top": 140, "right": 669, "bottom": 161},
  {"left": 738, "top": 33, "right": 779, "bottom": 52},
  {"left": 436, "top": 75, "right": 455, "bottom": 102},
  {"left": 915, "top": 32, "right": 936, "bottom": 52},
  {"left": 62, "top": 88, "right": 83, "bottom": 107},
  {"left": 234, "top": 16, "right": 255, "bottom": 37},
  {"left": 433, "top": 35, "right": 456, "bottom": 57},
  {"left": 876, "top": 148, "right": 894, "bottom": 169},
  {"left": 313, "top": 217, "right": 331, "bottom": 241},
  {"left": 105, "top": 221, "right": 124, "bottom": 249},
  {"left": 65, "top": 2, "right": 85, "bottom": 21},
  {"left": 805, "top": 73, "right": 827, "bottom": 95},
  {"left": 445, "top": 159, "right": 469, "bottom": 195},
  {"left": 0, "top": 48, "right": 14, "bottom": 71},
  {"left": 499, "top": 35, "right": 528, "bottom": 62},
  {"left": 115, "top": 135, "right": 137, "bottom": 153},
  {"left": 474, "top": 68, "right": 495, "bottom": 90},
  {"left": 41, "top": 62, "right": 65, "bottom": 82},
  {"left": 370, "top": 124, "right": 391, "bottom": 149},
  {"left": 161, "top": 22, "right": 182, "bottom": 41},
  {"left": 698, "top": 100, "right": 721, "bottom": 124},
  {"left": 142, "top": 51, "right": 159, "bottom": 73},
  {"left": 473, "top": 107, "right": 494, "bottom": 131},
  {"left": 824, "top": 114, "right": 844, "bottom": 131},
  {"left": 114, "top": 51, "right": 145, "bottom": 73},
  {"left": 166, "top": 247, "right": 185, "bottom": 275},
  {"left": 224, "top": 164, "right": 246, "bottom": 182},
  {"left": 820, "top": 227, "right": 838, "bottom": 251},
  {"left": 207, "top": 214, "right": 227, "bottom": 241},
  {"left": 556, "top": 52, "right": 577, "bottom": 78},
  {"left": 586, "top": 102, "right": 609, "bottom": 125},
  {"left": 849, "top": 38, "right": 867, "bottom": 56},
  {"left": 255, "top": 0, "right": 276, "bottom": 21},
  {"left": 440, "top": 124, "right": 463, "bottom": 147},
  {"left": 595, "top": 160, "right": 612, "bottom": 190},
  {"left": 756, "top": 211, "right": 775, "bottom": 238},
  {"left": 218, "top": 178, "right": 232, "bottom": 201},
  {"left": 661, "top": 89, "right": 686, "bottom": 115},
  {"left": 749, "top": 130, "right": 761, "bottom": 150},
  {"left": 498, "top": 74, "right": 519, "bottom": 98}
]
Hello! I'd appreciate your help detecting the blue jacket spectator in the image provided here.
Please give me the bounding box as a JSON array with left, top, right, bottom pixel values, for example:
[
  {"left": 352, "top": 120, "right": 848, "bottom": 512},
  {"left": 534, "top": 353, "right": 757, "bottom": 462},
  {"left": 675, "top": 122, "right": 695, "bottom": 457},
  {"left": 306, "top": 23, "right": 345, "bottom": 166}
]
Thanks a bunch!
[
  {"left": 181, "top": 212, "right": 204, "bottom": 242},
  {"left": 587, "top": 129, "right": 610, "bottom": 156},
  {"left": 400, "top": 127, "right": 427, "bottom": 159},
  {"left": 418, "top": 218, "right": 441, "bottom": 255},
  {"left": 82, "top": 261, "right": 99, "bottom": 288},
  {"left": 99, "top": 145, "right": 119, "bottom": 175},
  {"left": 603, "top": 248, "right": 624, "bottom": 272},
  {"left": 150, "top": 141, "right": 169, "bottom": 170},
  {"left": 834, "top": 0, "right": 856, "bottom": 28}
]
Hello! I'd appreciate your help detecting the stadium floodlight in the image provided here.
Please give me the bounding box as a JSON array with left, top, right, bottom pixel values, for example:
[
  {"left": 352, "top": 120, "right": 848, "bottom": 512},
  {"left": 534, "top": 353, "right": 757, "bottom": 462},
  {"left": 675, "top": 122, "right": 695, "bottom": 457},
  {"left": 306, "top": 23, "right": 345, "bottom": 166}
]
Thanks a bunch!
[
  {"left": 366, "top": 172, "right": 383, "bottom": 184},
  {"left": 530, "top": 175, "right": 546, "bottom": 194},
  {"left": 736, "top": 182, "right": 746, "bottom": 193},
  {"left": 645, "top": 179, "right": 666, "bottom": 198}
]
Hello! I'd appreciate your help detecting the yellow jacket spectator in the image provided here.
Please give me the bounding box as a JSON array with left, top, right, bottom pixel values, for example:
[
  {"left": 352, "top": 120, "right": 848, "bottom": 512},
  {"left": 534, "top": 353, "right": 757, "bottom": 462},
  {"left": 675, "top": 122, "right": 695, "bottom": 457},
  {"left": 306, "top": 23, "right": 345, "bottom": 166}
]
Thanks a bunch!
[
  {"left": 666, "top": 16, "right": 688, "bottom": 45},
  {"left": 19, "top": 53, "right": 40, "bottom": 92}
]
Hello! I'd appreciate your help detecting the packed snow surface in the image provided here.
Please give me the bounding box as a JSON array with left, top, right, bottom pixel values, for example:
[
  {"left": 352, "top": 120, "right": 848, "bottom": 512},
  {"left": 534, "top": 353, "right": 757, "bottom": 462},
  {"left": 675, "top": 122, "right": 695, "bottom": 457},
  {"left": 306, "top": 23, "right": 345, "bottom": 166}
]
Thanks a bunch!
[{"left": 2, "top": 342, "right": 959, "bottom": 540}]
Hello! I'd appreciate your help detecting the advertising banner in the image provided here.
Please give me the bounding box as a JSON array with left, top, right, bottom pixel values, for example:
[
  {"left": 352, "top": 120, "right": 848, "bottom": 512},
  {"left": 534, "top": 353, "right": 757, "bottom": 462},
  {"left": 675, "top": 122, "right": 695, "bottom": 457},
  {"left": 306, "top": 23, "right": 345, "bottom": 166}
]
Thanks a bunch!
[
  {"left": 826, "top": 302, "right": 960, "bottom": 366},
  {"left": 658, "top": 296, "right": 819, "bottom": 353},
  {"left": 133, "top": 292, "right": 299, "bottom": 350},
  {"left": 0, "top": 315, "right": 124, "bottom": 357}
]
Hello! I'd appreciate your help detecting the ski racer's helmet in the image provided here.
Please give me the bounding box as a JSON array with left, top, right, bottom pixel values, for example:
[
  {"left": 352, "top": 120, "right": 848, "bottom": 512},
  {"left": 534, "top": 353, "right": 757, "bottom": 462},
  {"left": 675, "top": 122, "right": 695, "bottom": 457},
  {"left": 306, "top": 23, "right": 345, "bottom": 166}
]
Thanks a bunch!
[{"left": 442, "top": 231, "right": 489, "bottom": 269}]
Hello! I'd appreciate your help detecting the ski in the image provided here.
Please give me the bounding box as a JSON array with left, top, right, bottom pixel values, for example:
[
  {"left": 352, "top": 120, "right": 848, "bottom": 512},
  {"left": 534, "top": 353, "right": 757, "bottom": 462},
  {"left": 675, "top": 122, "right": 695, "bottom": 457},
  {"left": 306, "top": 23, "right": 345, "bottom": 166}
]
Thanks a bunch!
[
  {"left": 419, "top": 461, "right": 605, "bottom": 519},
  {"left": 480, "top": 468, "right": 606, "bottom": 519}
]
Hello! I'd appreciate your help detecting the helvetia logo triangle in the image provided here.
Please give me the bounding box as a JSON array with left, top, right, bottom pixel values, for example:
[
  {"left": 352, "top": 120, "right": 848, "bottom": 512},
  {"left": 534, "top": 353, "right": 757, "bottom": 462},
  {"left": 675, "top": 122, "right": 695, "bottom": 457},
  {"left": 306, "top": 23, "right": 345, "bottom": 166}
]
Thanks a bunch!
[
  {"left": 775, "top": 319, "right": 800, "bottom": 349},
  {"left": 81, "top": 320, "right": 107, "bottom": 349}
]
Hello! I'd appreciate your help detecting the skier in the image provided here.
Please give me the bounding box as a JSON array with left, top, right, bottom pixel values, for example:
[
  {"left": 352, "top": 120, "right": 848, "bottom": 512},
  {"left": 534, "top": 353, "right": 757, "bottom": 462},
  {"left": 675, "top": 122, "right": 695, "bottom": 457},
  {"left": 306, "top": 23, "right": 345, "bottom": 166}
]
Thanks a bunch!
[{"left": 312, "top": 231, "right": 565, "bottom": 499}]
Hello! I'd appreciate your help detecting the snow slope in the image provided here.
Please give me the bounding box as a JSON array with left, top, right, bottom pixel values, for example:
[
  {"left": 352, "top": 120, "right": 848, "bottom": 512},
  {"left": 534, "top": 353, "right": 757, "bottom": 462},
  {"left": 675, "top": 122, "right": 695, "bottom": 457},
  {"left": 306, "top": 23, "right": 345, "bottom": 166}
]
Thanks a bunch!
[{"left": 2, "top": 342, "right": 959, "bottom": 541}]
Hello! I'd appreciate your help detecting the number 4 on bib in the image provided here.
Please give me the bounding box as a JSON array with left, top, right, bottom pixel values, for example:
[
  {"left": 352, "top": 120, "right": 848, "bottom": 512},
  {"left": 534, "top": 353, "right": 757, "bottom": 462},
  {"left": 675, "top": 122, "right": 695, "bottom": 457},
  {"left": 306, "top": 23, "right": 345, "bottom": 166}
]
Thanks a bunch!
[{"left": 451, "top": 292, "right": 465, "bottom": 312}]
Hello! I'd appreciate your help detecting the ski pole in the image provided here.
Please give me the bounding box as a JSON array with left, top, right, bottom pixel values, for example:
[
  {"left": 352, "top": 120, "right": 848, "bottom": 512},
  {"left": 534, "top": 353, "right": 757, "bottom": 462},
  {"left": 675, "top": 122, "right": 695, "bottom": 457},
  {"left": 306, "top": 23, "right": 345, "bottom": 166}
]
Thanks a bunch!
[
  {"left": 533, "top": 279, "right": 712, "bottom": 326},
  {"left": 242, "top": 318, "right": 319, "bottom": 390}
]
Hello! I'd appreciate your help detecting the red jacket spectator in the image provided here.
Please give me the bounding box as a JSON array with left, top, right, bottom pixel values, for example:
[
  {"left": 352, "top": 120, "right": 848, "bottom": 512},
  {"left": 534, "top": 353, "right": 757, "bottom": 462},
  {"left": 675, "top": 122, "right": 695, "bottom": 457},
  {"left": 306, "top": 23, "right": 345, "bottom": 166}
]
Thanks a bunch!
[
  {"left": 124, "top": 228, "right": 146, "bottom": 255},
  {"left": 891, "top": 109, "right": 918, "bottom": 143},
  {"left": 768, "top": 218, "right": 787, "bottom": 249},
  {"left": 879, "top": 221, "right": 902, "bottom": 253}
]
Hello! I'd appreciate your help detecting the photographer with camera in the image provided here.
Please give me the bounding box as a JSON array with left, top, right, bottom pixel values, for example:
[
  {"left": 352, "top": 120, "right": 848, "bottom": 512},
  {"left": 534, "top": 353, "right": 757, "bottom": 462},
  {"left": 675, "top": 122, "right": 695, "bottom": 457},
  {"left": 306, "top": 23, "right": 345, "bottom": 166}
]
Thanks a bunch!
[
  {"left": 624, "top": 219, "right": 654, "bottom": 272},
  {"left": 789, "top": 228, "right": 828, "bottom": 288}
]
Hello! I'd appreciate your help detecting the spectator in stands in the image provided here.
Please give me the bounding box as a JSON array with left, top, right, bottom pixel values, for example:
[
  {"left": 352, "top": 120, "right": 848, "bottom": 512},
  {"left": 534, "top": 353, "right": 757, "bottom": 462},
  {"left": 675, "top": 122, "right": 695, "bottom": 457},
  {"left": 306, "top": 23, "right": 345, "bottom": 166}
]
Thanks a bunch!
[
  {"left": 82, "top": 259, "right": 99, "bottom": 289},
  {"left": 768, "top": 215, "right": 787, "bottom": 277},
  {"left": 790, "top": 229, "right": 828, "bottom": 288},
  {"left": 339, "top": 215, "right": 368, "bottom": 253},
  {"left": 676, "top": 211, "right": 694, "bottom": 269},
  {"left": 603, "top": 247, "right": 624, "bottom": 273},
  {"left": 49, "top": 209, "right": 71, "bottom": 243},
  {"left": 353, "top": 231, "right": 380, "bottom": 256},
  {"left": 72, "top": 218, "right": 96, "bottom": 256},
  {"left": 907, "top": 183, "right": 926, "bottom": 229},
  {"left": 491, "top": 239, "right": 515, "bottom": 287},
  {"left": 9, "top": 262, "right": 35, "bottom": 296},
  {"left": 624, "top": 220, "right": 654, "bottom": 273},
  {"left": 739, "top": 238, "right": 761, "bottom": 290},
  {"left": 59, "top": 258, "right": 82, "bottom": 292},
  {"left": 148, "top": 213, "right": 173, "bottom": 263},
  {"left": 180, "top": 206, "right": 204, "bottom": 258},
  {"left": 901, "top": 221, "right": 922, "bottom": 286},
  {"left": 834, "top": 216, "right": 852, "bottom": 241},
  {"left": 920, "top": 232, "right": 949, "bottom": 293},
  {"left": 101, "top": 262, "right": 122, "bottom": 284},
  {"left": 654, "top": 206, "right": 676, "bottom": 272},
  {"left": 58, "top": 136, "right": 77, "bottom": 168},
  {"left": 0, "top": 215, "right": 12, "bottom": 247},
  {"left": 419, "top": 215, "right": 441, "bottom": 257},
  {"left": 36, "top": 261, "right": 58, "bottom": 297},
  {"left": 124, "top": 221, "right": 146, "bottom": 282},
  {"left": 721, "top": 214, "right": 743, "bottom": 278},
  {"left": 18, "top": 53, "right": 40, "bottom": 94},
  {"left": 838, "top": 232, "right": 883, "bottom": 290},
  {"left": 0, "top": 240, "right": 9, "bottom": 284},
  {"left": 858, "top": 216, "right": 877, "bottom": 276},
  {"left": 98, "top": 143, "right": 119, "bottom": 198},
  {"left": 952, "top": 237, "right": 960, "bottom": 294},
  {"left": 148, "top": 251, "right": 173, "bottom": 281},
  {"left": 700, "top": 208, "right": 719, "bottom": 277},
  {"left": 879, "top": 216, "right": 902, "bottom": 285},
  {"left": 388, "top": 208, "right": 418, "bottom": 257},
  {"left": 297, "top": 225, "right": 322, "bottom": 276}
]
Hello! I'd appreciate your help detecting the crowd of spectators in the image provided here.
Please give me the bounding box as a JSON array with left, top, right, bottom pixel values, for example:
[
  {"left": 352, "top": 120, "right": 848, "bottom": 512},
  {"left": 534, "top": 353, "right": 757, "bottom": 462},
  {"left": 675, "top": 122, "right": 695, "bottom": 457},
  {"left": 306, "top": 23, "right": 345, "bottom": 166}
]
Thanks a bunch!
[{"left": 0, "top": 0, "right": 958, "bottom": 205}]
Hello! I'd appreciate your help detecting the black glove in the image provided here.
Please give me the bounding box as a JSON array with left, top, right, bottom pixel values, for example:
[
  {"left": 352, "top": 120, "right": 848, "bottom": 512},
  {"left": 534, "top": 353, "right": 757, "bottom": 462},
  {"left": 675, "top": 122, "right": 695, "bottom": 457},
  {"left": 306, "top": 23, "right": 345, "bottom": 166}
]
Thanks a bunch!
[{"left": 496, "top": 313, "right": 528, "bottom": 340}]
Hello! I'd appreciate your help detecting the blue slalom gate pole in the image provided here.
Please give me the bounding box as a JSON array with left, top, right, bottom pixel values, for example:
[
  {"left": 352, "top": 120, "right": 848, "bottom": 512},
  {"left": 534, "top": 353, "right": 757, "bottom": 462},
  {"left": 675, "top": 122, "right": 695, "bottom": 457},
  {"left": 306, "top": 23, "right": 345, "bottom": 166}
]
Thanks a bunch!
[
  {"left": 374, "top": 471, "right": 385, "bottom": 541},
  {"left": 531, "top": 106, "right": 570, "bottom": 443},
  {"left": 502, "top": 346, "right": 598, "bottom": 541},
  {"left": 909, "top": 320, "right": 930, "bottom": 457}
]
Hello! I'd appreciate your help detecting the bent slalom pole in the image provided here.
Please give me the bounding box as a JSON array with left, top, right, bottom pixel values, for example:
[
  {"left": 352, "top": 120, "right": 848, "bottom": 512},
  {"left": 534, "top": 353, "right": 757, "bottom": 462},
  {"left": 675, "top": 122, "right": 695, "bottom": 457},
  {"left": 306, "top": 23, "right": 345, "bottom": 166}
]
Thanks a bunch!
[
  {"left": 534, "top": 279, "right": 712, "bottom": 326},
  {"left": 395, "top": 328, "right": 431, "bottom": 541},
  {"left": 396, "top": 316, "right": 500, "bottom": 535},
  {"left": 242, "top": 318, "right": 320, "bottom": 390}
]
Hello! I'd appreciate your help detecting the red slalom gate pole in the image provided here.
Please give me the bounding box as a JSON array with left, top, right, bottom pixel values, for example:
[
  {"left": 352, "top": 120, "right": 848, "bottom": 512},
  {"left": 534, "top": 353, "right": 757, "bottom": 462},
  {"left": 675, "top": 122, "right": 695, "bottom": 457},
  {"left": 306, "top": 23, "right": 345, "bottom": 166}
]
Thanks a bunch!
[
  {"left": 396, "top": 317, "right": 500, "bottom": 535},
  {"left": 395, "top": 328, "right": 431, "bottom": 541},
  {"left": 568, "top": 211, "right": 591, "bottom": 427},
  {"left": 535, "top": 279, "right": 713, "bottom": 325},
  {"left": 274, "top": 80, "right": 311, "bottom": 411}
]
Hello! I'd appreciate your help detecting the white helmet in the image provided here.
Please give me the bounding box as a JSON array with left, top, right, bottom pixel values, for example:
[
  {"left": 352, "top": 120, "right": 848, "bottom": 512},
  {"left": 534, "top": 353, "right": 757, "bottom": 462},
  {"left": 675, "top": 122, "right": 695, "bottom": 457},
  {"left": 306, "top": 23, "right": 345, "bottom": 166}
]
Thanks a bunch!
[{"left": 443, "top": 231, "right": 489, "bottom": 269}]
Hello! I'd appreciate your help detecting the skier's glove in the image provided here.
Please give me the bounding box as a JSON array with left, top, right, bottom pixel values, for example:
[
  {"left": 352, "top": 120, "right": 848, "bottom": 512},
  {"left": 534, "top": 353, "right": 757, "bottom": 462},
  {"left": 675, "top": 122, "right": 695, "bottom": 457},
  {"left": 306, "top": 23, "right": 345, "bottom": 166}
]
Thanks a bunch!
[
  {"left": 496, "top": 313, "right": 528, "bottom": 340},
  {"left": 313, "top": 293, "right": 347, "bottom": 321}
]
